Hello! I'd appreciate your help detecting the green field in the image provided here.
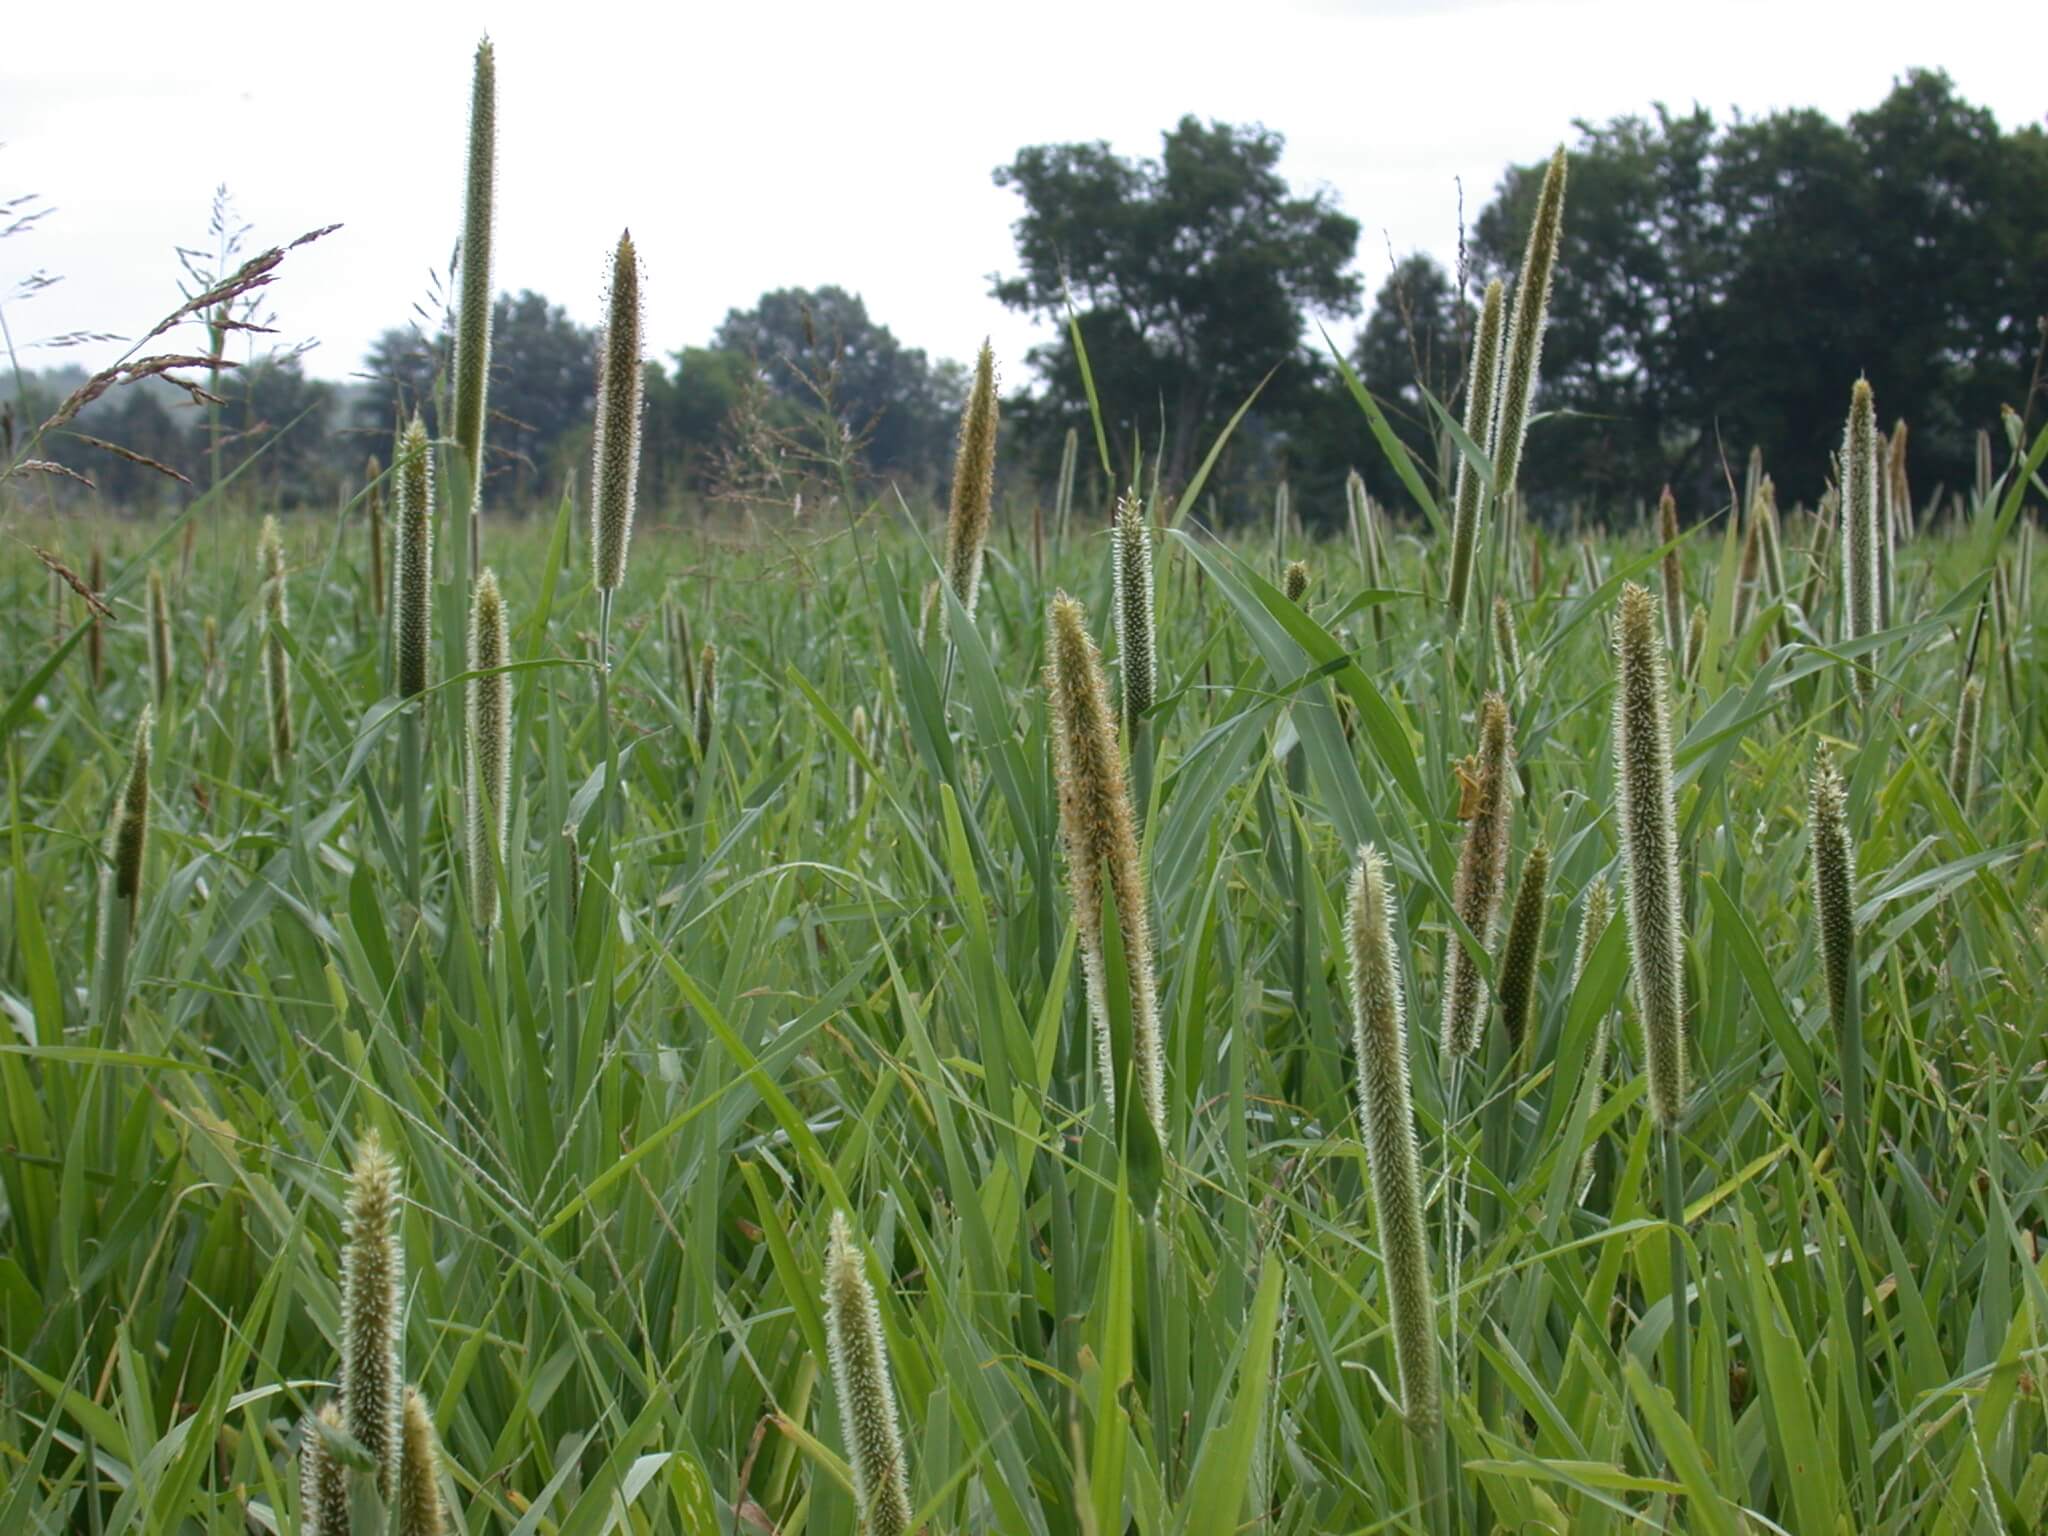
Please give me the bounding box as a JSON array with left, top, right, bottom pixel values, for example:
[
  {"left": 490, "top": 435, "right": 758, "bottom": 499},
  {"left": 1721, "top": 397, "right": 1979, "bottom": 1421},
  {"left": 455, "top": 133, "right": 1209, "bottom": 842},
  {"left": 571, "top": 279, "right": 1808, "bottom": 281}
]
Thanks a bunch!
[{"left": 2, "top": 402, "right": 2044, "bottom": 1534}]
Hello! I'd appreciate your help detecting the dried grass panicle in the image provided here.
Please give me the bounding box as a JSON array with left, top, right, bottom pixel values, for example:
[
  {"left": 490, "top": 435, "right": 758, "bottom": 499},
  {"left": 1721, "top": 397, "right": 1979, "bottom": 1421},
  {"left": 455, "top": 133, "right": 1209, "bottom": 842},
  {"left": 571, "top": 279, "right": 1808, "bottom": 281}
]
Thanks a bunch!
[
  {"left": 1497, "top": 841, "right": 1550, "bottom": 1056},
  {"left": 1345, "top": 843, "right": 1439, "bottom": 1431},
  {"left": 824, "top": 1210, "right": 914, "bottom": 1536},
  {"left": 592, "top": 232, "right": 644, "bottom": 592},
  {"left": 1613, "top": 583, "right": 1686, "bottom": 1125},
  {"left": 1491, "top": 147, "right": 1568, "bottom": 515},
  {"left": 395, "top": 413, "right": 435, "bottom": 699},
  {"left": 341, "top": 1129, "right": 404, "bottom": 1500},
  {"left": 467, "top": 569, "right": 511, "bottom": 929},
  {"left": 1047, "top": 592, "right": 1165, "bottom": 1146},
  {"left": 1441, "top": 692, "right": 1514, "bottom": 1058},
  {"left": 452, "top": 37, "right": 496, "bottom": 519},
  {"left": 1447, "top": 278, "right": 1506, "bottom": 627},
  {"left": 1112, "top": 490, "right": 1156, "bottom": 722},
  {"left": 259, "top": 516, "right": 292, "bottom": 767},
  {"left": 945, "top": 340, "right": 999, "bottom": 619}
]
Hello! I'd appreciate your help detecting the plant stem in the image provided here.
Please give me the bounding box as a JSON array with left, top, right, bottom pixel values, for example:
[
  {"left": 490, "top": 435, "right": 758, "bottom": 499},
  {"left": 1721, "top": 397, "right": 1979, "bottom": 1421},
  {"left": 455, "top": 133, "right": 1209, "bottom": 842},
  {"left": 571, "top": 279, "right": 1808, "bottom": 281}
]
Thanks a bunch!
[{"left": 1662, "top": 1122, "right": 1691, "bottom": 1420}]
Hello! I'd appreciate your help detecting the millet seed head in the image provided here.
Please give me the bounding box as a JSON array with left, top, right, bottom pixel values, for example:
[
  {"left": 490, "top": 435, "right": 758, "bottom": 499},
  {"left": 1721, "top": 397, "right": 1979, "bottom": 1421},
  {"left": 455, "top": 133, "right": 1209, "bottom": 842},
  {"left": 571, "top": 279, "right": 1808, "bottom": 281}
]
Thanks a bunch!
[
  {"left": 823, "top": 1210, "right": 914, "bottom": 1536},
  {"left": 944, "top": 339, "right": 999, "bottom": 619},
  {"left": 592, "top": 231, "right": 644, "bottom": 592},
  {"left": 340, "top": 1128, "right": 403, "bottom": 1499},
  {"left": 1441, "top": 692, "right": 1514, "bottom": 1058}
]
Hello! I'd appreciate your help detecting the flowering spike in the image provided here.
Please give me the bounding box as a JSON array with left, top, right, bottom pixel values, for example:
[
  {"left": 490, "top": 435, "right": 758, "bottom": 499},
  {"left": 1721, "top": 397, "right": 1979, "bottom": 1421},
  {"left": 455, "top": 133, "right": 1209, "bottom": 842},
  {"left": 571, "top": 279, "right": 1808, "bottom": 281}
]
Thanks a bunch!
[
  {"left": 452, "top": 36, "right": 496, "bottom": 551},
  {"left": 1446, "top": 278, "right": 1506, "bottom": 627},
  {"left": 1613, "top": 583, "right": 1686, "bottom": 1125},
  {"left": 1441, "top": 692, "right": 1514, "bottom": 1058},
  {"left": 1496, "top": 842, "right": 1550, "bottom": 1057},
  {"left": 467, "top": 569, "right": 511, "bottom": 929},
  {"left": 299, "top": 1402, "right": 351, "bottom": 1536},
  {"left": 1948, "top": 677, "right": 1982, "bottom": 813},
  {"left": 394, "top": 413, "right": 435, "bottom": 699},
  {"left": 147, "top": 564, "right": 173, "bottom": 705},
  {"left": 259, "top": 516, "right": 292, "bottom": 770},
  {"left": 340, "top": 1129, "right": 403, "bottom": 1500},
  {"left": 944, "top": 341, "right": 999, "bottom": 619},
  {"left": 1047, "top": 592, "right": 1165, "bottom": 1148},
  {"left": 1345, "top": 844, "right": 1439, "bottom": 1432},
  {"left": 1492, "top": 147, "right": 1568, "bottom": 515},
  {"left": 824, "top": 1211, "right": 914, "bottom": 1536},
  {"left": 592, "top": 232, "right": 644, "bottom": 592},
  {"left": 396, "top": 1385, "right": 445, "bottom": 1536},
  {"left": 1840, "top": 379, "right": 1880, "bottom": 697},
  {"left": 1112, "top": 490, "right": 1155, "bottom": 723},
  {"left": 1657, "top": 487, "right": 1685, "bottom": 655}
]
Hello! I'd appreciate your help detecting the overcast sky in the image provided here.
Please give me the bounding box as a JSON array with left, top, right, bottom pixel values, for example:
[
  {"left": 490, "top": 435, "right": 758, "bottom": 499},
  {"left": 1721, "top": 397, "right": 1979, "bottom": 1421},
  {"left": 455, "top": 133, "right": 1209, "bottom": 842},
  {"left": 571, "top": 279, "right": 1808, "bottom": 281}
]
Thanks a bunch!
[{"left": 4, "top": 0, "right": 2040, "bottom": 390}]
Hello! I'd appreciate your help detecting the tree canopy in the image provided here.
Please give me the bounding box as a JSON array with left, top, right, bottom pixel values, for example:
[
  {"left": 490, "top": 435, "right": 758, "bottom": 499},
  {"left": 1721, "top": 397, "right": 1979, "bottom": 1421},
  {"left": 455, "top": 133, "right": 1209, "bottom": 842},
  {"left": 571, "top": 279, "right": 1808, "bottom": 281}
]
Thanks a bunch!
[{"left": 992, "top": 116, "right": 1361, "bottom": 491}]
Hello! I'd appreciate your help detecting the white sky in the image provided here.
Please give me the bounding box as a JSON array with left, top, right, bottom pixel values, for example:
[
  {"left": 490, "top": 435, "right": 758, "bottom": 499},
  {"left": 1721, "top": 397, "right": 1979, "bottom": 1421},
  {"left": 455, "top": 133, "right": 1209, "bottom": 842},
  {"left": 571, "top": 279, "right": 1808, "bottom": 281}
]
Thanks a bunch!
[{"left": 4, "top": 0, "right": 2040, "bottom": 388}]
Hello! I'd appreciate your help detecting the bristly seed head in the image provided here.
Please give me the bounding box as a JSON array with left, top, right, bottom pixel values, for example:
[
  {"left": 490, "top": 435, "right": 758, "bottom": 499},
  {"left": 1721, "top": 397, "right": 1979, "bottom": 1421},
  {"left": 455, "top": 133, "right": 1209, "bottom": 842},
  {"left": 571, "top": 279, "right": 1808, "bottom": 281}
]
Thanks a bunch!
[
  {"left": 823, "top": 1210, "right": 914, "bottom": 1536},
  {"left": 1948, "top": 676, "right": 1982, "bottom": 813},
  {"left": 395, "top": 413, "right": 435, "bottom": 699},
  {"left": 299, "top": 1402, "right": 350, "bottom": 1536},
  {"left": 1612, "top": 582, "right": 1686, "bottom": 1126},
  {"left": 1047, "top": 592, "right": 1166, "bottom": 1155},
  {"left": 1112, "top": 490, "right": 1156, "bottom": 723},
  {"left": 1809, "top": 745, "right": 1855, "bottom": 1048},
  {"left": 146, "top": 563, "right": 173, "bottom": 706},
  {"left": 1496, "top": 841, "right": 1550, "bottom": 1057},
  {"left": 1658, "top": 486, "right": 1685, "bottom": 655},
  {"left": 397, "top": 1385, "right": 445, "bottom": 1536},
  {"left": 467, "top": 569, "right": 511, "bottom": 929},
  {"left": 259, "top": 516, "right": 292, "bottom": 770},
  {"left": 694, "top": 642, "right": 718, "bottom": 758},
  {"left": 452, "top": 36, "right": 496, "bottom": 517},
  {"left": 945, "top": 340, "right": 999, "bottom": 620},
  {"left": 592, "top": 231, "right": 644, "bottom": 592},
  {"left": 1840, "top": 378, "right": 1880, "bottom": 696},
  {"left": 1284, "top": 559, "right": 1310, "bottom": 605},
  {"left": 107, "top": 705, "right": 153, "bottom": 907},
  {"left": 1345, "top": 843, "right": 1439, "bottom": 1432},
  {"left": 1492, "top": 147, "right": 1568, "bottom": 516},
  {"left": 340, "top": 1129, "right": 403, "bottom": 1501},
  {"left": 1441, "top": 692, "right": 1514, "bottom": 1058},
  {"left": 1447, "top": 277, "right": 1507, "bottom": 628}
]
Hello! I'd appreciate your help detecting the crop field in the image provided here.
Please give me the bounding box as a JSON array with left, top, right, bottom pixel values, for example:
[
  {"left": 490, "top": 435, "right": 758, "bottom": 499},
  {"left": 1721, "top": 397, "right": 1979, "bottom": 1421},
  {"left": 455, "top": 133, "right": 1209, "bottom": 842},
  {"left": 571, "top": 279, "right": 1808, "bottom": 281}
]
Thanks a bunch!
[{"left": 4, "top": 46, "right": 2048, "bottom": 1536}]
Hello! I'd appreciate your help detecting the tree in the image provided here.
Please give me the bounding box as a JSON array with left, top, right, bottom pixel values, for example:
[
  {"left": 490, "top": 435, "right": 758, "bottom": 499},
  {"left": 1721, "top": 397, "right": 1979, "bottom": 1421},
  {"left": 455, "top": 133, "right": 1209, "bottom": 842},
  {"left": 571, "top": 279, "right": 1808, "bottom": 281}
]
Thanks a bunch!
[
  {"left": 992, "top": 117, "right": 1362, "bottom": 494},
  {"left": 485, "top": 291, "right": 597, "bottom": 500},
  {"left": 714, "top": 287, "right": 958, "bottom": 485},
  {"left": 233, "top": 354, "right": 336, "bottom": 508},
  {"left": 1473, "top": 72, "right": 2047, "bottom": 515},
  {"left": 642, "top": 346, "right": 750, "bottom": 504}
]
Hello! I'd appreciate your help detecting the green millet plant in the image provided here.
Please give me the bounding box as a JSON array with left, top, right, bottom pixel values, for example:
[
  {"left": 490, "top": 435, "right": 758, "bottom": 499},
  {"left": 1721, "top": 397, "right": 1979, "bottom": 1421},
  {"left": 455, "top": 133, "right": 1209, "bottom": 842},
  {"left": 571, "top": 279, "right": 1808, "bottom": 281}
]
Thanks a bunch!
[
  {"left": 1614, "top": 580, "right": 1691, "bottom": 1413},
  {"left": 945, "top": 340, "right": 999, "bottom": 621},
  {"left": 341, "top": 1130, "right": 402, "bottom": 1499},
  {"left": 1345, "top": 844, "right": 1443, "bottom": 1463},
  {"left": 1493, "top": 594, "right": 1523, "bottom": 702},
  {"left": 1949, "top": 676, "right": 1983, "bottom": 813},
  {"left": 1657, "top": 488, "right": 1686, "bottom": 654},
  {"left": 1841, "top": 379, "right": 1880, "bottom": 698},
  {"left": 1112, "top": 490, "right": 1155, "bottom": 724},
  {"left": 93, "top": 705, "right": 151, "bottom": 1031},
  {"left": 1496, "top": 841, "right": 1550, "bottom": 1058},
  {"left": 467, "top": 569, "right": 511, "bottom": 931},
  {"left": 592, "top": 232, "right": 643, "bottom": 595},
  {"left": 146, "top": 563, "right": 172, "bottom": 706},
  {"left": 1446, "top": 278, "right": 1506, "bottom": 629},
  {"left": 453, "top": 36, "right": 496, "bottom": 571},
  {"left": 1441, "top": 692, "right": 1514, "bottom": 1060},
  {"left": 1491, "top": 146, "right": 1568, "bottom": 517},
  {"left": 394, "top": 413, "right": 434, "bottom": 700},
  {"left": 694, "top": 642, "right": 718, "bottom": 760},
  {"left": 823, "top": 1210, "right": 914, "bottom": 1536},
  {"left": 1047, "top": 592, "right": 1166, "bottom": 1154},
  {"left": 259, "top": 515, "right": 292, "bottom": 771},
  {"left": 397, "top": 1386, "right": 446, "bottom": 1536}
]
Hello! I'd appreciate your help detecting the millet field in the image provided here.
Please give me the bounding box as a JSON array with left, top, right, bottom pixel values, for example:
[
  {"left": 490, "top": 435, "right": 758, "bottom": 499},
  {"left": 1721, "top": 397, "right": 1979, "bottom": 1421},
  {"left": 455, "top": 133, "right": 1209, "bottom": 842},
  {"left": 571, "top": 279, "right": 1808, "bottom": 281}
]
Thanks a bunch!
[{"left": 3, "top": 39, "right": 2047, "bottom": 1536}]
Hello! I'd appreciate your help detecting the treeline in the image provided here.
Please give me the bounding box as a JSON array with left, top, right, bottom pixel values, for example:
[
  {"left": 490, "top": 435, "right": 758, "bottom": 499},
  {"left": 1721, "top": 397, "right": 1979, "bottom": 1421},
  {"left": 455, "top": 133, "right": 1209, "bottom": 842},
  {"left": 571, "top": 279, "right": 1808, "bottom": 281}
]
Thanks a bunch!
[{"left": 14, "top": 68, "right": 2040, "bottom": 528}]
